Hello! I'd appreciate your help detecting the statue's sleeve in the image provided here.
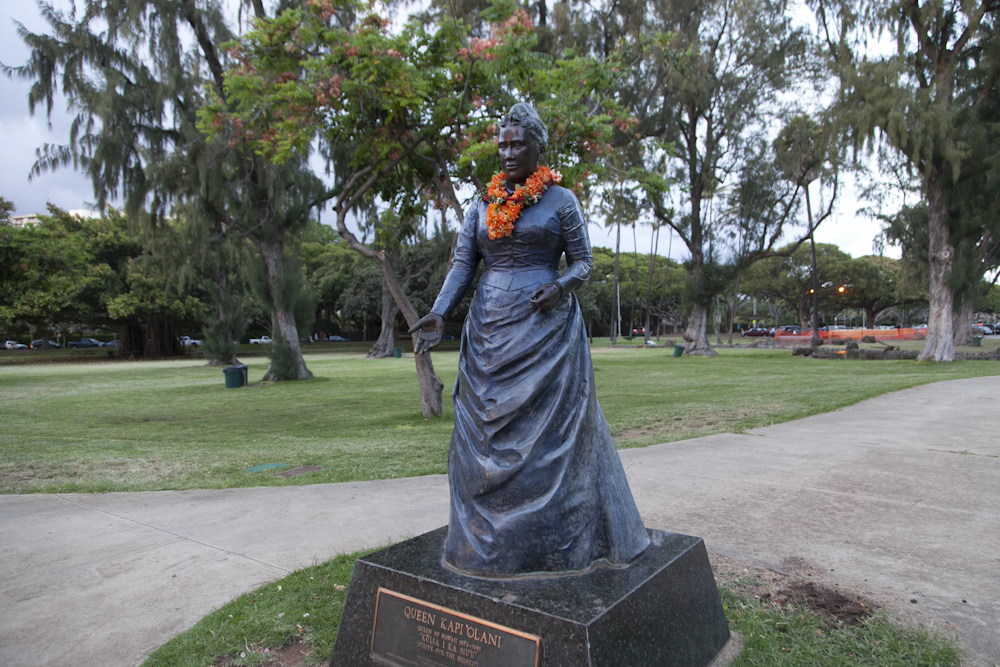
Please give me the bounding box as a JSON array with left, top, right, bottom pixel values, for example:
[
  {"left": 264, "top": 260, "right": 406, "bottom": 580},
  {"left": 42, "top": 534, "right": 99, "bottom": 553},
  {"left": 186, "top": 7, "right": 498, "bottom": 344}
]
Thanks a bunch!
[
  {"left": 556, "top": 190, "right": 593, "bottom": 295},
  {"left": 431, "top": 201, "right": 482, "bottom": 319}
]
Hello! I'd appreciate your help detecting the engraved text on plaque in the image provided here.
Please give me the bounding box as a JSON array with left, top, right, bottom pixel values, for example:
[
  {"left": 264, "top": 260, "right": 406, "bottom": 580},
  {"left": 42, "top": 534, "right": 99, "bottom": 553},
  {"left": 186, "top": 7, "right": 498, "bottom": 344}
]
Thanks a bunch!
[{"left": 370, "top": 588, "right": 540, "bottom": 667}]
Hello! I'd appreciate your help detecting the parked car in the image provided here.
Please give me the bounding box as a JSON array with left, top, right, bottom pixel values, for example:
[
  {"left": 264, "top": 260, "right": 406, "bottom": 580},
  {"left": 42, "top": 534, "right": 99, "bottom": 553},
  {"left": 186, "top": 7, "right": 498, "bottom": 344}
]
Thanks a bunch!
[
  {"left": 326, "top": 335, "right": 349, "bottom": 342},
  {"left": 779, "top": 325, "right": 802, "bottom": 334},
  {"left": 104, "top": 339, "right": 120, "bottom": 347},
  {"left": 974, "top": 324, "right": 994, "bottom": 335},
  {"left": 972, "top": 325, "right": 993, "bottom": 336},
  {"left": 178, "top": 335, "right": 202, "bottom": 346},
  {"left": 913, "top": 324, "right": 928, "bottom": 330},
  {"left": 5, "top": 341, "right": 28, "bottom": 349},
  {"left": 249, "top": 335, "right": 272, "bottom": 344},
  {"left": 30, "top": 339, "right": 62, "bottom": 349},
  {"left": 67, "top": 337, "right": 103, "bottom": 348},
  {"left": 740, "top": 328, "right": 771, "bottom": 337}
]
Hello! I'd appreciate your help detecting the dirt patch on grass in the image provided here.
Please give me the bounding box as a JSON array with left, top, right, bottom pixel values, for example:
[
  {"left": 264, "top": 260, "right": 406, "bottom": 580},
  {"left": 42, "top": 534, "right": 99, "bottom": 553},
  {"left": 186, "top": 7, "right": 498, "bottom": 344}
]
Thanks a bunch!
[
  {"left": 709, "top": 553, "right": 874, "bottom": 626},
  {"left": 214, "top": 641, "right": 312, "bottom": 667},
  {"left": 780, "top": 580, "right": 872, "bottom": 626}
]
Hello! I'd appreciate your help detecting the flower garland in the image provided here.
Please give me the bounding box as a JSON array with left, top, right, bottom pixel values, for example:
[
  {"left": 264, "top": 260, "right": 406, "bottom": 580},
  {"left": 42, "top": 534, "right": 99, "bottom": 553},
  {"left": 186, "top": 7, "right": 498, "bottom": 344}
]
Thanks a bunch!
[{"left": 482, "top": 166, "right": 562, "bottom": 240}]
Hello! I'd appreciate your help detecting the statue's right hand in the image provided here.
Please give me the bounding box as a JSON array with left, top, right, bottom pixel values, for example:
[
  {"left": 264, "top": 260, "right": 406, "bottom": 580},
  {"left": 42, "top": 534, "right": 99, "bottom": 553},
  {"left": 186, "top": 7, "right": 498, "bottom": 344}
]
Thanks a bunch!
[{"left": 408, "top": 313, "right": 445, "bottom": 355}]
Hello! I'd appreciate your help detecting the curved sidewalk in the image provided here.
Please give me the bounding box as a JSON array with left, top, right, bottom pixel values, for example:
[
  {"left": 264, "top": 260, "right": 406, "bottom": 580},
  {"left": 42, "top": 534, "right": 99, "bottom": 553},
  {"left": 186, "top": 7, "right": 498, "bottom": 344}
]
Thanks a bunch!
[{"left": 1, "top": 376, "right": 998, "bottom": 666}]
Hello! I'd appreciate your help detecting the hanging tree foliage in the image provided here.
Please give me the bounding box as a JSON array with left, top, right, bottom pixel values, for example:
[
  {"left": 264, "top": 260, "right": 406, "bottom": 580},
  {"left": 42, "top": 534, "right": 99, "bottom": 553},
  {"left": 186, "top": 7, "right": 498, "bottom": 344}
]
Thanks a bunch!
[
  {"left": 809, "top": 0, "right": 1000, "bottom": 360},
  {"left": 5, "top": 0, "right": 324, "bottom": 377}
]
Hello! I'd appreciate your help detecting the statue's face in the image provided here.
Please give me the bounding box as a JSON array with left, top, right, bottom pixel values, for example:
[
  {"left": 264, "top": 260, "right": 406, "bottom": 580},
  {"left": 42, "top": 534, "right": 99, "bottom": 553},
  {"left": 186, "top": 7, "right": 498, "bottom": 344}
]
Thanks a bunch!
[{"left": 498, "top": 125, "right": 539, "bottom": 186}]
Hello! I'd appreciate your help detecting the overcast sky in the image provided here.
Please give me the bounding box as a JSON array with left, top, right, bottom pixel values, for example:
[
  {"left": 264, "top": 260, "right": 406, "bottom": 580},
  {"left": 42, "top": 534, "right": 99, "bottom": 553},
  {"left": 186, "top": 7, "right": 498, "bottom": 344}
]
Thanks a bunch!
[{"left": 2, "top": 2, "right": 897, "bottom": 260}]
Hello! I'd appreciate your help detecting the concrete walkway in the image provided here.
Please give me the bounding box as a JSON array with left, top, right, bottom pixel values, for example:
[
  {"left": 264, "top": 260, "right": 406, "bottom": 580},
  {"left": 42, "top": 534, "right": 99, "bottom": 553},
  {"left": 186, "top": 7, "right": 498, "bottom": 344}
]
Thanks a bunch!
[{"left": 1, "top": 376, "right": 998, "bottom": 666}]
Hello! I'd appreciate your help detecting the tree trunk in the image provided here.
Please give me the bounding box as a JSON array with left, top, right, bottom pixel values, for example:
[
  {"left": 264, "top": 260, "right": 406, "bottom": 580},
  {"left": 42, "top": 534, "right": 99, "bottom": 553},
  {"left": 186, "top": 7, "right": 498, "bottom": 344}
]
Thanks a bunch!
[
  {"left": 260, "top": 238, "right": 313, "bottom": 380},
  {"left": 684, "top": 302, "right": 716, "bottom": 355},
  {"left": 211, "top": 221, "right": 240, "bottom": 366},
  {"left": 807, "top": 190, "right": 822, "bottom": 349},
  {"left": 372, "top": 251, "right": 444, "bottom": 418},
  {"left": 117, "top": 319, "right": 145, "bottom": 358},
  {"left": 412, "top": 333, "right": 444, "bottom": 418},
  {"left": 630, "top": 224, "right": 639, "bottom": 338},
  {"left": 726, "top": 274, "right": 741, "bottom": 345},
  {"left": 714, "top": 298, "right": 722, "bottom": 344},
  {"left": 369, "top": 273, "right": 399, "bottom": 358},
  {"left": 612, "top": 222, "right": 621, "bottom": 344},
  {"left": 952, "top": 294, "right": 974, "bottom": 346},
  {"left": 205, "top": 260, "right": 240, "bottom": 367},
  {"left": 917, "top": 181, "right": 956, "bottom": 362},
  {"left": 645, "top": 226, "right": 658, "bottom": 344},
  {"left": 334, "top": 206, "right": 443, "bottom": 417},
  {"left": 683, "top": 245, "right": 716, "bottom": 355},
  {"left": 220, "top": 270, "right": 238, "bottom": 365}
]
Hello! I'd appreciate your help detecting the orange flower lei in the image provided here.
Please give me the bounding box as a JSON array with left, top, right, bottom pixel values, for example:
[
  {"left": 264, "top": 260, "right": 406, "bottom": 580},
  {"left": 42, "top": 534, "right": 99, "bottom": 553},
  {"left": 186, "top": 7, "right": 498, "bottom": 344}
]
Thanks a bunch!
[{"left": 482, "top": 166, "right": 562, "bottom": 240}]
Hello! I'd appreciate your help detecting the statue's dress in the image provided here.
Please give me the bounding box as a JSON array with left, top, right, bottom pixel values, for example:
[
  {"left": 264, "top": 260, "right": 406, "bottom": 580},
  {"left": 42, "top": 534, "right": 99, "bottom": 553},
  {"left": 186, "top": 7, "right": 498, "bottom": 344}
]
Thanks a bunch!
[{"left": 431, "top": 184, "right": 650, "bottom": 576}]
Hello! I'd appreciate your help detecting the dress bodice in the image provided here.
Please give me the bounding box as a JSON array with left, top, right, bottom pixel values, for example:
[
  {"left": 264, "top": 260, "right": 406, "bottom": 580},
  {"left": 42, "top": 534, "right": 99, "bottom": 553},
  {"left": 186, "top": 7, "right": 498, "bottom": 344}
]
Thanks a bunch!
[{"left": 431, "top": 184, "right": 594, "bottom": 317}]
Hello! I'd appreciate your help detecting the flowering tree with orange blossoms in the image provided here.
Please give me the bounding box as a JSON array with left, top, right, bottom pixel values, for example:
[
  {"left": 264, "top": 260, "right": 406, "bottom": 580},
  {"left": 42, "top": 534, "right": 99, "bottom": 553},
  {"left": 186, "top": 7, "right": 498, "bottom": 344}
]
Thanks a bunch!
[{"left": 205, "top": 0, "right": 632, "bottom": 416}]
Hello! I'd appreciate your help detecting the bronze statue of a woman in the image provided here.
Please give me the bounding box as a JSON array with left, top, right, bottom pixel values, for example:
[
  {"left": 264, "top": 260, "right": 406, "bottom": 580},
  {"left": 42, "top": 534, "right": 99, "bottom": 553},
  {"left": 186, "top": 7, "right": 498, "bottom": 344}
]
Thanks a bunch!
[{"left": 409, "top": 103, "right": 650, "bottom": 577}]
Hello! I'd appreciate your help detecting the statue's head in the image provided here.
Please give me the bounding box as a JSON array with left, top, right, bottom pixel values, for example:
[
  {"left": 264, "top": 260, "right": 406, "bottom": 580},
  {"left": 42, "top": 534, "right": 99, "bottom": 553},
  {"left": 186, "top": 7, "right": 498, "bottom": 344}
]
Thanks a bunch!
[
  {"left": 499, "top": 103, "right": 548, "bottom": 157},
  {"left": 498, "top": 103, "right": 548, "bottom": 184}
]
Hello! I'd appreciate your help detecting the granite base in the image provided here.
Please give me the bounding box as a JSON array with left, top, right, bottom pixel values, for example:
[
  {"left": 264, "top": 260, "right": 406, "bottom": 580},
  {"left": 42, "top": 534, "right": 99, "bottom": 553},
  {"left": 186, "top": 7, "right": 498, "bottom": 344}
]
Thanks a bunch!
[{"left": 329, "top": 527, "right": 730, "bottom": 667}]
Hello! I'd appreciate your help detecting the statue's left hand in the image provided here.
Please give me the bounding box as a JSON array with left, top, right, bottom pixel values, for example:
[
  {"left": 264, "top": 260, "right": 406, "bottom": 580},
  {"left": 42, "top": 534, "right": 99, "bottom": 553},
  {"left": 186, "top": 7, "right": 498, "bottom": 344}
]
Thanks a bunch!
[
  {"left": 529, "top": 282, "right": 563, "bottom": 312},
  {"left": 408, "top": 313, "right": 445, "bottom": 355}
]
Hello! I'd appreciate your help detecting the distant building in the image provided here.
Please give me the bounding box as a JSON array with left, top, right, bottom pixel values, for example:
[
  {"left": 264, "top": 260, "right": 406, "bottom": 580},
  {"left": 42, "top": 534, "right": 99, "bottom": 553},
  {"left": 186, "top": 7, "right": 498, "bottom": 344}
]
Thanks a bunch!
[
  {"left": 9, "top": 209, "right": 100, "bottom": 228},
  {"left": 9, "top": 214, "right": 40, "bottom": 228}
]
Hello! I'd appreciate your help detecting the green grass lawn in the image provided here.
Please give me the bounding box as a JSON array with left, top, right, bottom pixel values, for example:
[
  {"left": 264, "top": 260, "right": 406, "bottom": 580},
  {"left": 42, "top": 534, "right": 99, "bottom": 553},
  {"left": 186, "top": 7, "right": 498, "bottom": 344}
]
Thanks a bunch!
[
  {"left": 141, "top": 549, "right": 961, "bottom": 667},
  {"left": 1, "top": 345, "right": 998, "bottom": 494}
]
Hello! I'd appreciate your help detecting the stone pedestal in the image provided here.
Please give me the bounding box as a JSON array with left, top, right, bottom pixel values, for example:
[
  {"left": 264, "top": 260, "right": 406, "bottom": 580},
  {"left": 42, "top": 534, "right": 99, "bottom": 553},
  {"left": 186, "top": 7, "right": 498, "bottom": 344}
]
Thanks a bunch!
[{"left": 330, "top": 527, "right": 730, "bottom": 667}]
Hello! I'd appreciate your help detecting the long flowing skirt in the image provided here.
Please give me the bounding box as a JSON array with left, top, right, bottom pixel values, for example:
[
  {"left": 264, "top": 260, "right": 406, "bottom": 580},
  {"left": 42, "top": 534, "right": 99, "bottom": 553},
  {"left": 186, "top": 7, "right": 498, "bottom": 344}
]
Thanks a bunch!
[{"left": 444, "top": 283, "right": 650, "bottom": 576}]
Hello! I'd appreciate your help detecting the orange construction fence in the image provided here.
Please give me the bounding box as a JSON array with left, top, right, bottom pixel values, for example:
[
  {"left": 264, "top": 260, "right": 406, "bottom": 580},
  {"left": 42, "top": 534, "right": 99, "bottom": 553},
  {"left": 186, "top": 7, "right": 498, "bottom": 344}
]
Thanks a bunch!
[{"left": 775, "top": 327, "right": 921, "bottom": 341}]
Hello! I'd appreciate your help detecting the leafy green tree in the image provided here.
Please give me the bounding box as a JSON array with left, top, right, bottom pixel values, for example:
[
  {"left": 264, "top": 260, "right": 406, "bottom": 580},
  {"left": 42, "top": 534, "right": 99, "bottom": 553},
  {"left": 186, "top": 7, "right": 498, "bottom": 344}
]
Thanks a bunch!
[
  {"left": 839, "top": 256, "right": 924, "bottom": 328},
  {"left": 0, "top": 198, "right": 14, "bottom": 225},
  {"left": 0, "top": 209, "right": 95, "bottom": 344},
  {"left": 600, "top": 0, "right": 816, "bottom": 355},
  {"left": 338, "top": 263, "right": 383, "bottom": 341},
  {"left": 300, "top": 234, "right": 363, "bottom": 336},
  {"left": 101, "top": 211, "right": 207, "bottom": 357},
  {"left": 599, "top": 167, "right": 645, "bottom": 343},
  {"left": 879, "top": 198, "right": 999, "bottom": 344},
  {"left": 0, "top": 205, "right": 201, "bottom": 356},
  {"left": 773, "top": 114, "right": 842, "bottom": 346},
  {"left": 215, "top": 0, "right": 625, "bottom": 414},
  {"left": 981, "top": 282, "right": 1000, "bottom": 320},
  {"left": 8, "top": 0, "right": 320, "bottom": 379},
  {"left": 742, "top": 242, "right": 853, "bottom": 330},
  {"left": 810, "top": 0, "right": 1000, "bottom": 360}
]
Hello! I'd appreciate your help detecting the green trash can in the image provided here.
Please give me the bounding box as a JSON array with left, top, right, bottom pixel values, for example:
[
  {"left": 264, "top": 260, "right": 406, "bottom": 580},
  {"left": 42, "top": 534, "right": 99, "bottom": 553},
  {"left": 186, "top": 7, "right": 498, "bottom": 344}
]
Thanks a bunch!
[
  {"left": 393, "top": 347, "right": 403, "bottom": 358},
  {"left": 223, "top": 364, "right": 248, "bottom": 388},
  {"left": 972, "top": 336, "right": 982, "bottom": 347},
  {"left": 673, "top": 344, "right": 685, "bottom": 357}
]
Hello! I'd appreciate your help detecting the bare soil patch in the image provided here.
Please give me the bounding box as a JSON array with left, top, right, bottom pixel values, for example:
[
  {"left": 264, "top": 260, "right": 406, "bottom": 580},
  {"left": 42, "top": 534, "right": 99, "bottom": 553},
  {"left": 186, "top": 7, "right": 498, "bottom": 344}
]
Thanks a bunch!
[
  {"left": 214, "top": 641, "right": 312, "bottom": 667},
  {"left": 709, "top": 553, "right": 874, "bottom": 626},
  {"left": 780, "top": 580, "right": 872, "bottom": 626}
]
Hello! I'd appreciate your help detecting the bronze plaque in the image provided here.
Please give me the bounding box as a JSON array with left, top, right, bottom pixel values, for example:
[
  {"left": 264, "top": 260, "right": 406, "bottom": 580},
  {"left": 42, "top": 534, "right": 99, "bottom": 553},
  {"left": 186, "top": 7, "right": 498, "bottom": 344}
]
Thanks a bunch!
[{"left": 370, "top": 588, "right": 540, "bottom": 667}]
